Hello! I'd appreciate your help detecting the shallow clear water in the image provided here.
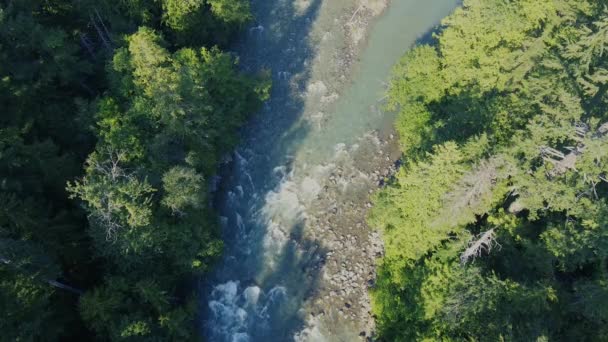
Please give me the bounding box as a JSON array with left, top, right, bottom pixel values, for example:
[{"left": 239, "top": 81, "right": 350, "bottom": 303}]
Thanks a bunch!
[{"left": 202, "top": 1, "right": 459, "bottom": 341}]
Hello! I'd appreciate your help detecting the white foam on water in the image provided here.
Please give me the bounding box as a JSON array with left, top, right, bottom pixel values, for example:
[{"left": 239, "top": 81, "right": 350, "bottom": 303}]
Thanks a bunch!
[
  {"left": 249, "top": 24, "right": 264, "bottom": 34},
  {"left": 262, "top": 180, "right": 305, "bottom": 225},
  {"left": 257, "top": 176, "right": 308, "bottom": 265},
  {"left": 236, "top": 185, "right": 244, "bottom": 198},
  {"left": 261, "top": 220, "right": 289, "bottom": 268},
  {"left": 235, "top": 151, "right": 248, "bottom": 167},
  {"left": 228, "top": 191, "right": 237, "bottom": 207},
  {"left": 207, "top": 281, "right": 289, "bottom": 342},
  {"left": 232, "top": 333, "right": 251, "bottom": 342},
  {"left": 244, "top": 171, "right": 256, "bottom": 191},
  {"left": 208, "top": 281, "right": 247, "bottom": 340},
  {"left": 278, "top": 71, "right": 291, "bottom": 80},
  {"left": 243, "top": 286, "right": 261, "bottom": 306},
  {"left": 258, "top": 285, "right": 288, "bottom": 320},
  {"left": 234, "top": 212, "right": 252, "bottom": 255},
  {"left": 273, "top": 165, "right": 287, "bottom": 179},
  {"left": 267, "top": 285, "right": 287, "bottom": 301},
  {"left": 236, "top": 213, "right": 245, "bottom": 234},
  {"left": 213, "top": 281, "right": 239, "bottom": 301}
]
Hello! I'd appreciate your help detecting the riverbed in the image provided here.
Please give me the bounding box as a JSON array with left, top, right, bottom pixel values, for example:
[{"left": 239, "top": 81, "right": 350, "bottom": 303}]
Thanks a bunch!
[{"left": 202, "top": 1, "right": 460, "bottom": 341}]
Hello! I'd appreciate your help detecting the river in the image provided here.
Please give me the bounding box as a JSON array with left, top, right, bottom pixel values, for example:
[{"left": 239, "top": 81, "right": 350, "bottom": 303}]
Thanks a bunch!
[{"left": 202, "top": 1, "right": 459, "bottom": 341}]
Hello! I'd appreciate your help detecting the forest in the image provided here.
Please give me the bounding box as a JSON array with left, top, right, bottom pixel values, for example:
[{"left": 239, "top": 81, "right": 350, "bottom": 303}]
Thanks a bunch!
[
  {"left": 6, "top": 0, "right": 608, "bottom": 340},
  {"left": 368, "top": 0, "right": 608, "bottom": 340},
  {"left": 1, "top": 0, "right": 268, "bottom": 340}
]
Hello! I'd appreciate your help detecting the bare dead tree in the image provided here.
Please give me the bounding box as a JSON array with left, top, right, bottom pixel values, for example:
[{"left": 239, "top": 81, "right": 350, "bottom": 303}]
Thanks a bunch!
[
  {"left": 460, "top": 229, "right": 501, "bottom": 265},
  {"left": 89, "top": 147, "right": 128, "bottom": 181},
  {"left": 575, "top": 122, "right": 589, "bottom": 138},
  {"left": 541, "top": 146, "right": 566, "bottom": 160},
  {"left": 90, "top": 11, "right": 112, "bottom": 51},
  {"left": 1, "top": 255, "right": 83, "bottom": 295},
  {"left": 540, "top": 121, "right": 608, "bottom": 179},
  {"left": 91, "top": 198, "right": 124, "bottom": 242},
  {"left": 84, "top": 147, "right": 135, "bottom": 241},
  {"left": 581, "top": 173, "right": 600, "bottom": 199},
  {"left": 598, "top": 122, "right": 608, "bottom": 136},
  {"left": 541, "top": 146, "right": 581, "bottom": 178},
  {"left": 576, "top": 187, "right": 594, "bottom": 200},
  {"left": 95, "top": 9, "right": 113, "bottom": 44},
  {"left": 47, "top": 280, "right": 83, "bottom": 295},
  {"left": 433, "top": 157, "right": 514, "bottom": 229},
  {"left": 347, "top": 4, "right": 364, "bottom": 24}
]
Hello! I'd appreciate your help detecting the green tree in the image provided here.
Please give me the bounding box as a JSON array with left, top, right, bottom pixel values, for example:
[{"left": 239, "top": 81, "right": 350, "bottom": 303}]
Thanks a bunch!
[{"left": 161, "top": 166, "right": 204, "bottom": 214}]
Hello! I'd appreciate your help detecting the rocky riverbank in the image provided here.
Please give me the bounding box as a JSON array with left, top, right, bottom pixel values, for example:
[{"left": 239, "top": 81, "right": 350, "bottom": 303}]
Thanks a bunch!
[
  {"left": 282, "top": 1, "right": 400, "bottom": 339},
  {"left": 293, "top": 128, "right": 400, "bottom": 340}
]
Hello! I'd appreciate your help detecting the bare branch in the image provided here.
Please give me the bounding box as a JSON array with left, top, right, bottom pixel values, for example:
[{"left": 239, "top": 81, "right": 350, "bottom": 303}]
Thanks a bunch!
[
  {"left": 90, "top": 12, "right": 112, "bottom": 51},
  {"left": 540, "top": 146, "right": 566, "bottom": 160},
  {"left": 540, "top": 121, "right": 608, "bottom": 179},
  {"left": 84, "top": 147, "right": 135, "bottom": 241},
  {"left": 95, "top": 9, "right": 113, "bottom": 44},
  {"left": 460, "top": 229, "right": 501, "bottom": 265},
  {"left": 598, "top": 122, "right": 608, "bottom": 136},
  {"left": 348, "top": 4, "right": 364, "bottom": 24},
  {"left": 47, "top": 280, "right": 83, "bottom": 295}
]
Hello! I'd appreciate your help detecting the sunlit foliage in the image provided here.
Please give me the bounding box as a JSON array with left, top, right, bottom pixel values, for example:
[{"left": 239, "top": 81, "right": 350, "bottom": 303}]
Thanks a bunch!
[{"left": 370, "top": 0, "right": 608, "bottom": 340}]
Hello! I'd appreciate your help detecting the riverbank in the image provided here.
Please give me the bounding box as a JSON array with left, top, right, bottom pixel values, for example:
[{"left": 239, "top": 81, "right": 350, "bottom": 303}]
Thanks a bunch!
[{"left": 293, "top": 131, "right": 401, "bottom": 340}]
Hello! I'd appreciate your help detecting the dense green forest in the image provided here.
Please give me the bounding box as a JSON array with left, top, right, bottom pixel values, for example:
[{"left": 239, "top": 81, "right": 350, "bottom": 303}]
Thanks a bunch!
[
  {"left": 0, "top": 0, "right": 267, "bottom": 340},
  {"left": 369, "top": 0, "right": 608, "bottom": 340}
]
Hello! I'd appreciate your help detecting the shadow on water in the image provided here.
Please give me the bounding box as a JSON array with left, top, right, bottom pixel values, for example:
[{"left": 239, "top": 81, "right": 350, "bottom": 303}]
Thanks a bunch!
[{"left": 200, "top": 0, "right": 327, "bottom": 340}]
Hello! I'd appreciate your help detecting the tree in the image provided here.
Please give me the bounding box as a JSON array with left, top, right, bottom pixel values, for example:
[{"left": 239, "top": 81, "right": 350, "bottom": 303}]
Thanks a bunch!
[
  {"left": 0, "top": 237, "right": 78, "bottom": 340},
  {"left": 161, "top": 166, "right": 204, "bottom": 214},
  {"left": 207, "top": 0, "right": 252, "bottom": 26}
]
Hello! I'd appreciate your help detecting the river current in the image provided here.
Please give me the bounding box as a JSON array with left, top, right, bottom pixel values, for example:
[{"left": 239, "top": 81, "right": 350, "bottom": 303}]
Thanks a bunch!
[{"left": 202, "top": 1, "right": 459, "bottom": 341}]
